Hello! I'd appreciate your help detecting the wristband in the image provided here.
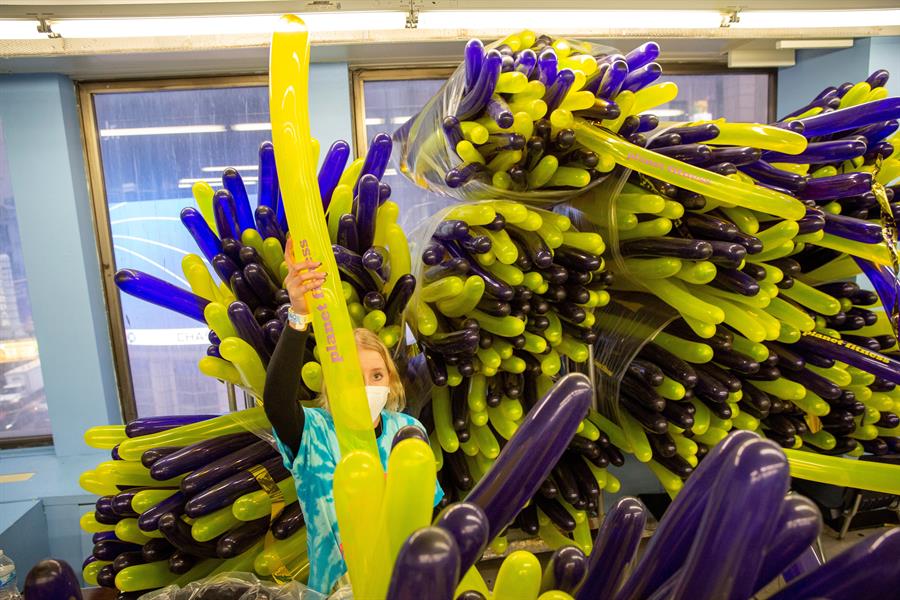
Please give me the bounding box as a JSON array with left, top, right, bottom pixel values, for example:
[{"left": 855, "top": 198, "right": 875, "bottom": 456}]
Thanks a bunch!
[{"left": 287, "top": 308, "right": 312, "bottom": 331}]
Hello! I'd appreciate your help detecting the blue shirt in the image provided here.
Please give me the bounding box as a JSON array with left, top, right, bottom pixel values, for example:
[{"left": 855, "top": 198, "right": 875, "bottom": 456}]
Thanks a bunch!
[{"left": 273, "top": 407, "right": 444, "bottom": 594}]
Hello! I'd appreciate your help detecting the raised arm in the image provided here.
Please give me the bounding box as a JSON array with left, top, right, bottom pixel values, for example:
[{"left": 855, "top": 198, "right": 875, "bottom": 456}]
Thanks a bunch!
[{"left": 263, "top": 240, "right": 327, "bottom": 457}]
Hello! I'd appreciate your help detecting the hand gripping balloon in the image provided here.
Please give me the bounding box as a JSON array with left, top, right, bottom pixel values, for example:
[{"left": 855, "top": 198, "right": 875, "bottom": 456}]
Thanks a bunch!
[{"left": 269, "top": 14, "right": 377, "bottom": 459}]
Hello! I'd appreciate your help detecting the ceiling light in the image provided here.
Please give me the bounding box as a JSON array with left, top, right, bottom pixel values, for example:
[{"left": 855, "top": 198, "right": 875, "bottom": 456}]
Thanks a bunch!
[
  {"left": 391, "top": 116, "right": 412, "bottom": 124},
  {"left": 201, "top": 165, "right": 259, "bottom": 172},
  {"left": 365, "top": 118, "right": 386, "bottom": 126},
  {"left": 47, "top": 11, "right": 406, "bottom": 39},
  {"left": 776, "top": 39, "right": 854, "bottom": 49},
  {"left": 100, "top": 125, "right": 226, "bottom": 137},
  {"left": 231, "top": 123, "right": 271, "bottom": 132},
  {"left": 733, "top": 10, "right": 900, "bottom": 29},
  {"left": 646, "top": 109, "right": 685, "bottom": 118},
  {"left": 416, "top": 10, "right": 723, "bottom": 31},
  {"left": 0, "top": 20, "right": 44, "bottom": 40}
]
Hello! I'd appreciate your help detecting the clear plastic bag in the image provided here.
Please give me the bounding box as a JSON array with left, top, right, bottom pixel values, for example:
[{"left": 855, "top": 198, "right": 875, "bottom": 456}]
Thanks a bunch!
[
  {"left": 138, "top": 572, "right": 326, "bottom": 600},
  {"left": 393, "top": 33, "right": 622, "bottom": 206},
  {"left": 560, "top": 163, "right": 677, "bottom": 423}
]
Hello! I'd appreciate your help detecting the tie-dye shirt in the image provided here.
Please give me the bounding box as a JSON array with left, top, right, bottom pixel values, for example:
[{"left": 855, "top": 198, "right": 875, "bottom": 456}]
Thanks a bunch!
[{"left": 273, "top": 407, "right": 444, "bottom": 594}]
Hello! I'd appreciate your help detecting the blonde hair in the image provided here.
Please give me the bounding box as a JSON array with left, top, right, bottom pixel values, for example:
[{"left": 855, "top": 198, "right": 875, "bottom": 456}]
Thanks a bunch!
[{"left": 319, "top": 328, "right": 405, "bottom": 412}]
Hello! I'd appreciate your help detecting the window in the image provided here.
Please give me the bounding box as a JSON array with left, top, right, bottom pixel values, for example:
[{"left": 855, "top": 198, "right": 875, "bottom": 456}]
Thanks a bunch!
[
  {"left": 353, "top": 70, "right": 453, "bottom": 237},
  {"left": 0, "top": 118, "right": 50, "bottom": 443},
  {"left": 353, "top": 68, "right": 772, "bottom": 234},
  {"left": 82, "top": 78, "right": 270, "bottom": 420}
]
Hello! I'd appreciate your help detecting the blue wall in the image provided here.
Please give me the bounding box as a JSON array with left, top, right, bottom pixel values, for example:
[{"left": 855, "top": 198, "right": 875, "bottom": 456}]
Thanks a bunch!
[
  {"left": 0, "top": 63, "right": 354, "bottom": 581},
  {"left": 777, "top": 36, "right": 900, "bottom": 119}
]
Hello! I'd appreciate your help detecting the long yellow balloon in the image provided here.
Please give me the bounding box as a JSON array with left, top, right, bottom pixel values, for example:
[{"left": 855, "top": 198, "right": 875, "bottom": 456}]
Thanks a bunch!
[
  {"left": 572, "top": 122, "right": 806, "bottom": 220},
  {"left": 784, "top": 449, "right": 900, "bottom": 494},
  {"left": 270, "top": 15, "right": 377, "bottom": 459}
]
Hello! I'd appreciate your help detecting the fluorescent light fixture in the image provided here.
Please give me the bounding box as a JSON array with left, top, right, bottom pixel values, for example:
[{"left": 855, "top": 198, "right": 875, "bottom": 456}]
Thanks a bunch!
[
  {"left": 0, "top": 20, "right": 44, "bottom": 39},
  {"left": 231, "top": 122, "right": 271, "bottom": 132},
  {"left": 365, "top": 117, "right": 386, "bottom": 126},
  {"left": 417, "top": 10, "right": 723, "bottom": 31},
  {"left": 776, "top": 39, "right": 854, "bottom": 49},
  {"left": 100, "top": 125, "right": 226, "bottom": 137},
  {"left": 383, "top": 168, "right": 399, "bottom": 177},
  {"left": 179, "top": 176, "right": 258, "bottom": 184},
  {"left": 391, "top": 116, "right": 412, "bottom": 125},
  {"left": 734, "top": 10, "right": 900, "bottom": 29},
  {"left": 47, "top": 11, "right": 406, "bottom": 39},
  {"left": 201, "top": 165, "right": 259, "bottom": 172}
]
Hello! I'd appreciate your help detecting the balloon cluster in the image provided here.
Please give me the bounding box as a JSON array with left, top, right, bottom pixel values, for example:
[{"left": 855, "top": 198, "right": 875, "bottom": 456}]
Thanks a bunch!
[
  {"left": 408, "top": 201, "right": 627, "bottom": 546},
  {"left": 80, "top": 410, "right": 308, "bottom": 599},
  {"left": 81, "top": 129, "right": 415, "bottom": 598},
  {"left": 385, "top": 429, "right": 900, "bottom": 600},
  {"left": 115, "top": 135, "right": 412, "bottom": 402},
  {"left": 565, "top": 68, "right": 900, "bottom": 494},
  {"left": 437, "top": 32, "right": 670, "bottom": 192}
]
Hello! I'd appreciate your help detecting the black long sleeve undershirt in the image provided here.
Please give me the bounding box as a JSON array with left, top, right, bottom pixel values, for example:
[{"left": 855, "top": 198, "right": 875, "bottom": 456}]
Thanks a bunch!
[
  {"left": 264, "top": 325, "right": 309, "bottom": 458},
  {"left": 264, "top": 324, "right": 383, "bottom": 459}
]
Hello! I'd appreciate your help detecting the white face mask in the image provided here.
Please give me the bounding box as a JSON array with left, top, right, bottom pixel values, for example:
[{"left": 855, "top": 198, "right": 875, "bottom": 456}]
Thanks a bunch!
[{"left": 365, "top": 385, "right": 390, "bottom": 422}]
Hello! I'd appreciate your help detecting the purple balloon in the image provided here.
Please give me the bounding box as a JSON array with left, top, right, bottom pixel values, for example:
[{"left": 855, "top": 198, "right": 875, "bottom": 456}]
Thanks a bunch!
[
  {"left": 754, "top": 496, "right": 822, "bottom": 590},
  {"left": 216, "top": 516, "right": 270, "bottom": 558},
  {"left": 125, "top": 414, "right": 216, "bottom": 438},
  {"left": 115, "top": 269, "right": 210, "bottom": 323},
  {"left": 272, "top": 502, "right": 305, "bottom": 540},
  {"left": 614, "top": 431, "right": 760, "bottom": 600},
  {"left": 23, "top": 559, "right": 83, "bottom": 600},
  {"left": 576, "top": 498, "right": 646, "bottom": 600},
  {"left": 227, "top": 300, "right": 272, "bottom": 364},
  {"left": 150, "top": 432, "right": 257, "bottom": 481},
  {"left": 624, "top": 41, "right": 660, "bottom": 71},
  {"left": 318, "top": 140, "right": 351, "bottom": 211},
  {"left": 254, "top": 205, "right": 285, "bottom": 244},
  {"left": 158, "top": 512, "right": 220, "bottom": 558},
  {"left": 542, "top": 545, "right": 588, "bottom": 595},
  {"left": 355, "top": 174, "right": 380, "bottom": 253},
  {"left": 795, "top": 332, "right": 900, "bottom": 384},
  {"left": 537, "top": 48, "right": 558, "bottom": 87},
  {"left": 667, "top": 437, "right": 789, "bottom": 600},
  {"left": 213, "top": 189, "right": 240, "bottom": 240},
  {"left": 515, "top": 48, "right": 537, "bottom": 78},
  {"left": 621, "top": 62, "right": 661, "bottom": 94},
  {"left": 184, "top": 455, "right": 288, "bottom": 518},
  {"left": 355, "top": 133, "right": 392, "bottom": 196},
  {"left": 257, "top": 141, "right": 278, "bottom": 210},
  {"left": 597, "top": 59, "right": 628, "bottom": 101},
  {"left": 137, "top": 491, "right": 185, "bottom": 532},
  {"left": 741, "top": 161, "right": 808, "bottom": 192},
  {"left": 180, "top": 438, "right": 278, "bottom": 495},
  {"left": 222, "top": 168, "right": 255, "bottom": 233},
  {"left": 762, "top": 138, "right": 868, "bottom": 164},
  {"left": 434, "top": 502, "right": 489, "bottom": 576},
  {"left": 823, "top": 212, "right": 884, "bottom": 244},
  {"left": 466, "top": 373, "right": 592, "bottom": 540},
  {"left": 544, "top": 69, "right": 576, "bottom": 113},
  {"left": 457, "top": 50, "right": 502, "bottom": 122},
  {"left": 800, "top": 172, "right": 873, "bottom": 202},
  {"left": 797, "top": 97, "right": 900, "bottom": 137},
  {"left": 180, "top": 207, "right": 222, "bottom": 264},
  {"left": 443, "top": 116, "right": 464, "bottom": 149},
  {"left": 464, "top": 39, "right": 485, "bottom": 92},
  {"left": 386, "top": 527, "right": 460, "bottom": 600},
  {"left": 770, "top": 528, "right": 900, "bottom": 600}
]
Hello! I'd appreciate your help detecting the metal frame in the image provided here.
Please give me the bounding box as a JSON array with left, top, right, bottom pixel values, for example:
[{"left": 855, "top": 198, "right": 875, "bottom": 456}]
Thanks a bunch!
[
  {"left": 350, "top": 64, "right": 776, "bottom": 152},
  {"left": 77, "top": 75, "right": 267, "bottom": 423}
]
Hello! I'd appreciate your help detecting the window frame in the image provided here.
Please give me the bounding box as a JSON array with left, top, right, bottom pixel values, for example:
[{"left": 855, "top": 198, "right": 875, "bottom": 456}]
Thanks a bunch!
[
  {"left": 350, "top": 64, "right": 777, "bottom": 153},
  {"left": 78, "top": 75, "right": 268, "bottom": 423}
]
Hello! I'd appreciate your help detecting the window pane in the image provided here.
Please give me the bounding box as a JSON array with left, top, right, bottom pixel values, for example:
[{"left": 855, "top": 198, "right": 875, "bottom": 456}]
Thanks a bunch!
[
  {"left": 362, "top": 79, "right": 451, "bottom": 236},
  {"left": 361, "top": 73, "right": 771, "bottom": 233},
  {"left": 0, "top": 119, "right": 49, "bottom": 441},
  {"left": 650, "top": 73, "right": 770, "bottom": 123},
  {"left": 93, "top": 86, "right": 270, "bottom": 417}
]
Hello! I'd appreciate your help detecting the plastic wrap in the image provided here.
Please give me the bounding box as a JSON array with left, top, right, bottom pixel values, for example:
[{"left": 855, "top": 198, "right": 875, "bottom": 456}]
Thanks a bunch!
[
  {"left": 394, "top": 32, "right": 624, "bottom": 205},
  {"left": 139, "top": 572, "right": 325, "bottom": 599}
]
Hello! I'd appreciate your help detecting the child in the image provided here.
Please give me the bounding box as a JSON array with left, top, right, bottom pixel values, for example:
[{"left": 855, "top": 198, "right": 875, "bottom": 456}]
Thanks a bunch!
[{"left": 264, "top": 244, "right": 443, "bottom": 594}]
